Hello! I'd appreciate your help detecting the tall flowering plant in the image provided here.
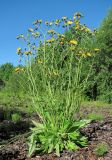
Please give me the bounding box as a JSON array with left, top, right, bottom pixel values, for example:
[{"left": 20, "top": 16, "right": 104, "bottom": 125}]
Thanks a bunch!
[{"left": 16, "top": 13, "right": 99, "bottom": 157}]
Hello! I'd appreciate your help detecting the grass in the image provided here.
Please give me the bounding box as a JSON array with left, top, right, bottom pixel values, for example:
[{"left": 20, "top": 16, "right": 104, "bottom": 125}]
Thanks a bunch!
[
  {"left": 0, "top": 91, "right": 112, "bottom": 118},
  {"left": 94, "top": 142, "right": 109, "bottom": 157},
  {"left": 0, "top": 91, "right": 33, "bottom": 111},
  {"left": 11, "top": 113, "right": 22, "bottom": 122},
  {"left": 82, "top": 100, "right": 112, "bottom": 108},
  {"left": 87, "top": 113, "right": 104, "bottom": 120}
]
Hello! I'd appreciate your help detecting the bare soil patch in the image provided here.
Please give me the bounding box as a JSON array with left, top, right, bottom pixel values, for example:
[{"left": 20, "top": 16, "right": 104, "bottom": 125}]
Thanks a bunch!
[{"left": 0, "top": 106, "right": 112, "bottom": 160}]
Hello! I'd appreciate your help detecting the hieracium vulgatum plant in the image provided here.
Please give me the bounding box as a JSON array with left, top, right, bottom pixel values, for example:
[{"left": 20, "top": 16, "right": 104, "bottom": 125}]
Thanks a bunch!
[{"left": 16, "top": 12, "right": 100, "bottom": 156}]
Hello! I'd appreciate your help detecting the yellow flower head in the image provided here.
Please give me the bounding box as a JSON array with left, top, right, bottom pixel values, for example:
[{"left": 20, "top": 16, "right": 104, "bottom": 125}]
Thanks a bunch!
[
  {"left": 86, "top": 52, "right": 92, "bottom": 57},
  {"left": 49, "top": 22, "right": 53, "bottom": 26},
  {"left": 32, "top": 32, "right": 40, "bottom": 38},
  {"left": 74, "top": 12, "right": 82, "bottom": 18},
  {"left": 61, "top": 34, "right": 65, "bottom": 38},
  {"left": 33, "top": 21, "right": 37, "bottom": 25},
  {"left": 75, "top": 21, "right": 80, "bottom": 30},
  {"left": 62, "top": 16, "right": 67, "bottom": 20},
  {"left": 55, "top": 22, "right": 59, "bottom": 25},
  {"left": 85, "top": 28, "right": 91, "bottom": 33},
  {"left": 15, "top": 67, "right": 24, "bottom": 73},
  {"left": 37, "top": 59, "right": 43, "bottom": 64},
  {"left": 16, "top": 34, "right": 24, "bottom": 40},
  {"left": 60, "top": 41, "right": 64, "bottom": 45},
  {"left": 75, "top": 25, "right": 80, "bottom": 30},
  {"left": 33, "top": 19, "right": 42, "bottom": 25},
  {"left": 79, "top": 50, "right": 83, "bottom": 54},
  {"left": 24, "top": 51, "right": 32, "bottom": 55},
  {"left": 61, "top": 37, "right": 64, "bottom": 41},
  {"left": 58, "top": 34, "right": 65, "bottom": 38},
  {"left": 58, "top": 33, "right": 61, "bottom": 37},
  {"left": 55, "top": 19, "right": 61, "bottom": 26},
  {"left": 46, "top": 38, "right": 55, "bottom": 43},
  {"left": 69, "top": 39, "right": 78, "bottom": 45},
  {"left": 81, "top": 53, "right": 87, "bottom": 58},
  {"left": 15, "top": 67, "right": 20, "bottom": 73},
  {"left": 56, "top": 19, "right": 61, "bottom": 23},
  {"left": 28, "top": 28, "right": 34, "bottom": 32},
  {"left": 45, "top": 21, "right": 49, "bottom": 25},
  {"left": 66, "top": 20, "right": 73, "bottom": 25},
  {"left": 94, "top": 48, "right": 100, "bottom": 52},
  {"left": 16, "top": 47, "right": 22, "bottom": 54},
  {"left": 82, "top": 26, "right": 91, "bottom": 33},
  {"left": 21, "top": 68, "right": 25, "bottom": 72},
  {"left": 38, "top": 20, "right": 42, "bottom": 23},
  {"left": 47, "top": 30, "right": 55, "bottom": 34},
  {"left": 76, "top": 21, "right": 80, "bottom": 25}
]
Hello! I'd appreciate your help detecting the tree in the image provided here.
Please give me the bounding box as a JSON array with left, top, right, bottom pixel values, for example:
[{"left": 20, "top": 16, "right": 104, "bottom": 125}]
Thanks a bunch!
[
  {"left": 91, "top": 9, "right": 112, "bottom": 103},
  {"left": 0, "top": 79, "right": 5, "bottom": 89},
  {"left": 0, "top": 63, "right": 14, "bottom": 81}
]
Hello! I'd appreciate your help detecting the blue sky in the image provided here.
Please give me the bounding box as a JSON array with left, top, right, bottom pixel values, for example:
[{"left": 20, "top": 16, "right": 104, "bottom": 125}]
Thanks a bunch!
[{"left": 0, "top": 0, "right": 112, "bottom": 66}]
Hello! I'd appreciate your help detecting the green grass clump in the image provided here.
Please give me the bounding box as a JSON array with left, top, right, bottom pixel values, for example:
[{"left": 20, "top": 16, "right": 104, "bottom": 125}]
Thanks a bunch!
[
  {"left": 87, "top": 113, "right": 104, "bottom": 121},
  {"left": 11, "top": 113, "right": 21, "bottom": 122},
  {"left": 95, "top": 142, "right": 109, "bottom": 157}
]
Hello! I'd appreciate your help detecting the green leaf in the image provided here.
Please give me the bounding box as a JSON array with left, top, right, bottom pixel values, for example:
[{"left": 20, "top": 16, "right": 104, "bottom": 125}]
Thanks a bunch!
[
  {"left": 32, "top": 121, "right": 44, "bottom": 129},
  {"left": 32, "top": 121, "right": 45, "bottom": 133},
  {"left": 38, "top": 135, "right": 47, "bottom": 143},
  {"left": 28, "top": 142, "right": 36, "bottom": 157},
  {"left": 68, "top": 131, "right": 80, "bottom": 140},
  {"left": 28, "top": 134, "right": 36, "bottom": 157},
  {"left": 77, "top": 136, "right": 88, "bottom": 146},
  {"left": 73, "top": 119, "right": 90, "bottom": 129},
  {"left": 48, "top": 143, "right": 54, "bottom": 153},
  {"left": 80, "top": 136, "right": 88, "bottom": 142},
  {"left": 55, "top": 143, "right": 60, "bottom": 157},
  {"left": 66, "top": 140, "right": 79, "bottom": 150},
  {"left": 61, "top": 120, "right": 70, "bottom": 132}
]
